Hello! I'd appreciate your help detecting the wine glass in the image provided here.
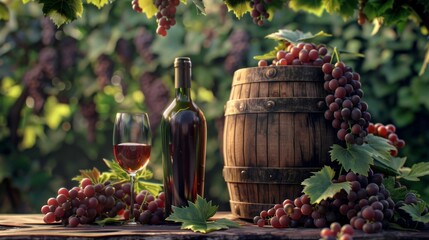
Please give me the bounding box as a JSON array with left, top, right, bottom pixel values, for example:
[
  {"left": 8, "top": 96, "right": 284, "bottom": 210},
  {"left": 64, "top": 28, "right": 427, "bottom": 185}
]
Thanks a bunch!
[{"left": 113, "top": 112, "right": 151, "bottom": 225}]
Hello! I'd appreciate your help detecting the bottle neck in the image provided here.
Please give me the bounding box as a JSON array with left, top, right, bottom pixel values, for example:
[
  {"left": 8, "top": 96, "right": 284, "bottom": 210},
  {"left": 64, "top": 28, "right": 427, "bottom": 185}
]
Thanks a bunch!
[
  {"left": 175, "top": 87, "right": 191, "bottom": 101},
  {"left": 174, "top": 61, "right": 192, "bottom": 102}
]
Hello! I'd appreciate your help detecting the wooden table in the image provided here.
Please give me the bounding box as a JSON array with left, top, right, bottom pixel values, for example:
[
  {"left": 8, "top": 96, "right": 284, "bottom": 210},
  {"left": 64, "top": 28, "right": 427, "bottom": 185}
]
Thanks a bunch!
[{"left": 0, "top": 213, "right": 428, "bottom": 239}]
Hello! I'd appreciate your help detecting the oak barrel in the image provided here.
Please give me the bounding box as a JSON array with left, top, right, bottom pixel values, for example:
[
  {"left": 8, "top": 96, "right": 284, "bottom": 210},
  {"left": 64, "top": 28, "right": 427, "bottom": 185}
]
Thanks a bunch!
[{"left": 222, "top": 66, "right": 336, "bottom": 219}]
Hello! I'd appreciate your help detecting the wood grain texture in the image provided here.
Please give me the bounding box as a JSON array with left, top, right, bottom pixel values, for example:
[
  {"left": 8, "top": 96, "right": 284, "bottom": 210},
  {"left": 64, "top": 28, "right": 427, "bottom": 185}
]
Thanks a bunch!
[
  {"left": 1, "top": 214, "right": 428, "bottom": 240},
  {"left": 223, "top": 66, "right": 336, "bottom": 219}
]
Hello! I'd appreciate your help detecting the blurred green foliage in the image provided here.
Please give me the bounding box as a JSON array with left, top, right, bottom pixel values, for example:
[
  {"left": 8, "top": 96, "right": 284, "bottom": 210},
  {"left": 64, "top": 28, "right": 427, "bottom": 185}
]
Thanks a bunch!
[{"left": 0, "top": 1, "right": 428, "bottom": 213}]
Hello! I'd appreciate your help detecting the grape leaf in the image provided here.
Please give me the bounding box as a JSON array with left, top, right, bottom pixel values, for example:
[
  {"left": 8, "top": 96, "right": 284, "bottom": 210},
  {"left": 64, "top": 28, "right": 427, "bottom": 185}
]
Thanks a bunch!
[
  {"left": 288, "top": 0, "right": 324, "bottom": 16},
  {"left": 330, "top": 144, "right": 373, "bottom": 176},
  {"left": 362, "top": 134, "right": 396, "bottom": 163},
  {"left": 384, "top": 176, "right": 408, "bottom": 202},
  {"left": 192, "top": 0, "right": 206, "bottom": 15},
  {"left": 400, "top": 202, "right": 429, "bottom": 224},
  {"left": 0, "top": 2, "right": 9, "bottom": 21},
  {"left": 138, "top": 0, "right": 158, "bottom": 19},
  {"left": 265, "top": 29, "right": 331, "bottom": 44},
  {"left": 224, "top": 0, "right": 251, "bottom": 19},
  {"left": 86, "top": 0, "right": 110, "bottom": 9},
  {"left": 95, "top": 216, "right": 123, "bottom": 226},
  {"left": 253, "top": 42, "right": 285, "bottom": 60},
  {"left": 166, "top": 195, "right": 239, "bottom": 233},
  {"left": 22, "top": 0, "right": 33, "bottom": 3},
  {"left": 400, "top": 162, "right": 429, "bottom": 182},
  {"left": 302, "top": 166, "right": 351, "bottom": 204},
  {"left": 37, "top": 0, "right": 83, "bottom": 26},
  {"left": 72, "top": 159, "right": 162, "bottom": 196}
]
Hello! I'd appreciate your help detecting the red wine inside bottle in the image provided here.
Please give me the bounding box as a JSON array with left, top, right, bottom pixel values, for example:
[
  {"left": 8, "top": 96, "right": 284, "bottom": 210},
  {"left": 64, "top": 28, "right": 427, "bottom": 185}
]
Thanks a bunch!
[{"left": 161, "top": 57, "right": 207, "bottom": 217}]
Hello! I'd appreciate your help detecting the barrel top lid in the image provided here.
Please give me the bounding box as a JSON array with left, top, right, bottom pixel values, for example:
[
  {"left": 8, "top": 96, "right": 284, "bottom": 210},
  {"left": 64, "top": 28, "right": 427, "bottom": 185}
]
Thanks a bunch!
[{"left": 232, "top": 65, "right": 324, "bottom": 85}]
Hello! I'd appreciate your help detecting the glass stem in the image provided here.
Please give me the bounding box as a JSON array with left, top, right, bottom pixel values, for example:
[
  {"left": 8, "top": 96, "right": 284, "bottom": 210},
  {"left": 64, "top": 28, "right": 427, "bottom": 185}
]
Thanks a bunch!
[{"left": 129, "top": 173, "right": 136, "bottom": 223}]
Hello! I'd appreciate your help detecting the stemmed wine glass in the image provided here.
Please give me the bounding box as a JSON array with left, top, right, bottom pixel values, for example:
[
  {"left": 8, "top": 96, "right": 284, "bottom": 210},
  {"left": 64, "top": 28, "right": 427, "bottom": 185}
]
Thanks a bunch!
[{"left": 113, "top": 112, "right": 151, "bottom": 225}]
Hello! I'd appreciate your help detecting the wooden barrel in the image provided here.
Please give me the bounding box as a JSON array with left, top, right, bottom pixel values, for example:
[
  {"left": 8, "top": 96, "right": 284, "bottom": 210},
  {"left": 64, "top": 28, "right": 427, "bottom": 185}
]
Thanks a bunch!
[{"left": 222, "top": 66, "right": 336, "bottom": 219}]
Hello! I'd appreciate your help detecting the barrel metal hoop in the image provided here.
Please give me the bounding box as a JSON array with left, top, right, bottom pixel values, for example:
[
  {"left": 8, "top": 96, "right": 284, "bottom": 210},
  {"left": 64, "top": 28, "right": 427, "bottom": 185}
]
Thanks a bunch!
[
  {"left": 224, "top": 97, "right": 325, "bottom": 116},
  {"left": 223, "top": 166, "right": 321, "bottom": 184}
]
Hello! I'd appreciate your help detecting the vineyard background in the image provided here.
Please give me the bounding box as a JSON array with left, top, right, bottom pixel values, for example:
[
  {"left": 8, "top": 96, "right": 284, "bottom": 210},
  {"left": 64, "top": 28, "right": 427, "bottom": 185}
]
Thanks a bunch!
[{"left": 1, "top": 0, "right": 429, "bottom": 213}]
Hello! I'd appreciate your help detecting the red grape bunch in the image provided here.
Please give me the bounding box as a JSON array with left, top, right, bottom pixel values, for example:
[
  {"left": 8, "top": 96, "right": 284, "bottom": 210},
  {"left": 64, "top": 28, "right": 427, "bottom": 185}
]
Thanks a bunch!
[
  {"left": 41, "top": 178, "right": 165, "bottom": 227},
  {"left": 154, "top": 0, "right": 180, "bottom": 36},
  {"left": 257, "top": 42, "right": 331, "bottom": 67},
  {"left": 368, "top": 122, "right": 405, "bottom": 157},
  {"left": 131, "top": 0, "right": 143, "bottom": 12},
  {"left": 322, "top": 61, "right": 371, "bottom": 145},
  {"left": 253, "top": 170, "right": 395, "bottom": 235},
  {"left": 250, "top": 0, "right": 271, "bottom": 26}
]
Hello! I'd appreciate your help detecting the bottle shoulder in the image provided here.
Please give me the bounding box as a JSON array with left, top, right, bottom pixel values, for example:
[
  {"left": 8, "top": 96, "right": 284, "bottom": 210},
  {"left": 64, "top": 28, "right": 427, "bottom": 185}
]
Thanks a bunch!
[{"left": 162, "top": 100, "right": 205, "bottom": 121}]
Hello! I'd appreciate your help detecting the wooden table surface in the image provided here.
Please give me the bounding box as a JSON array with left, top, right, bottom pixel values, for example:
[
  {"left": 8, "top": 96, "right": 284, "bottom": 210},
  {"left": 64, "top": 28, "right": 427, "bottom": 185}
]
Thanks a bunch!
[{"left": 0, "top": 212, "right": 428, "bottom": 239}]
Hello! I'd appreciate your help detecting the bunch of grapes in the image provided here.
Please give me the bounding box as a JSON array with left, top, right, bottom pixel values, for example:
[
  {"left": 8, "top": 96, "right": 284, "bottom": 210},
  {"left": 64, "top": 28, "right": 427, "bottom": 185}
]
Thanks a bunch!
[
  {"left": 134, "top": 28, "right": 156, "bottom": 63},
  {"left": 253, "top": 171, "right": 395, "bottom": 234},
  {"left": 338, "top": 172, "right": 394, "bottom": 233},
  {"left": 131, "top": 0, "right": 143, "bottom": 12},
  {"left": 250, "top": 0, "right": 271, "bottom": 26},
  {"left": 394, "top": 192, "right": 428, "bottom": 229},
  {"left": 154, "top": 0, "right": 180, "bottom": 36},
  {"left": 79, "top": 99, "right": 98, "bottom": 143},
  {"left": 257, "top": 42, "right": 330, "bottom": 67},
  {"left": 368, "top": 122, "right": 405, "bottom": 157},
  {"left": 322, "top": 61, "right": 371, "bottom": 145},
  {"left": 94, "top": 54, "right": 114, "bottom": 88},
  {"left": 41, "top": 178, "right": 165, "bottom": 227},
  {"left": 320, "top": 223, "right": 354, "bottom": 240}
]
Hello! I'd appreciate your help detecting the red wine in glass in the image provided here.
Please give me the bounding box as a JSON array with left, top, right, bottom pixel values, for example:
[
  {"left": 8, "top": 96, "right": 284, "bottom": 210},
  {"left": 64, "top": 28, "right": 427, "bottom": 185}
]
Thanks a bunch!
[{"left": 113, "top": 143, "right": 151, "bottom": 173}]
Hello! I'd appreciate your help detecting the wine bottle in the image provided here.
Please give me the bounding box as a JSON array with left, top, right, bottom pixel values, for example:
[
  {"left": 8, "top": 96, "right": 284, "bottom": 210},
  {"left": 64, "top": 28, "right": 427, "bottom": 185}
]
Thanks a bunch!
[{"left": 161, "top": 57, "right": 207, "bottom": 217}]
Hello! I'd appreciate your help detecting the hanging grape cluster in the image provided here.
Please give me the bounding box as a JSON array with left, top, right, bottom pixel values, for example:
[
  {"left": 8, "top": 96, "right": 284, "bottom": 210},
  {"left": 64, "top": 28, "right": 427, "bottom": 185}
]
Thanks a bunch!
[
  {"left": 41, "top": 178, "right": 165, "bottom": 227},
  {"left": 154, "top": 0, "right": 180, "bottom": 36},
  {"left": 250, "top": 0, "right": 271, "bottom": 26},
  {"left": 322, "top": 61, "right": 371, "bottom": 145}
]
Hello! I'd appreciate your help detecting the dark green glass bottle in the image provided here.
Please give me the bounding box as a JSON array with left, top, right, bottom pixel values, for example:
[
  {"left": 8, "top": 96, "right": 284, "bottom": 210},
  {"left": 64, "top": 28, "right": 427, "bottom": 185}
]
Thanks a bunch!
[{"left": 161, "top": 57, "right": 207, "bottom": 217}]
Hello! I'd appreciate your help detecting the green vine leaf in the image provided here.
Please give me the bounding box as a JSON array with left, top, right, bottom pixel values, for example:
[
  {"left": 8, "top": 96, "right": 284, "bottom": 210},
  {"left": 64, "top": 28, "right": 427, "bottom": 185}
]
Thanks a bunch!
[
  {"left": 384, "top": 176, "right": 408, "bottom": 202},
  {"left": 400, "top": 162, "right": 429, "bottom": 182},
  {"left": 302, "top": 166, "right": 351, "bottom": 204},
  {"left": 37, "top": 0, "right": 84, "bottom": 26},
  {"left": 265, "top": 29, "right": 332, "bottom": 44},
  {"left": 400, "top": 202, "right": 429, "bottom": 224},
  {"left": 166, "top": 195, "right": 240, "bottom": 233},
  {"left": 253, "top": 42, "right": 285, "bottom": 60},
  {"left": 288, "top": 0, "right": 324, "bottom": 16},
  {"left": 330, "top": 144, "right": 373, "bottom": 176},
  {"left": 86, "top": 0, "right": 110, "bottom": 9},
  {"left": 72, "top": 159, "right": 162, "bottom": 196},
  {"left": 224, "top": 0, "right": 251, "bottom": 19},
  {"left": 192, "top": 0, "right": 206, "bottom": 15}
]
